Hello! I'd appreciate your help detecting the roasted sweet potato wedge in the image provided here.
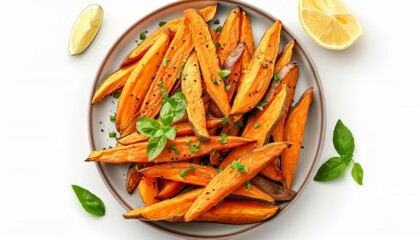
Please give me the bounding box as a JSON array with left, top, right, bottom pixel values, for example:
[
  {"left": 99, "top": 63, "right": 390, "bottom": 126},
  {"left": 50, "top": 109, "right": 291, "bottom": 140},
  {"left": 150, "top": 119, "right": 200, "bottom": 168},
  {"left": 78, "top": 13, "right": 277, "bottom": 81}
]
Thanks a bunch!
[
  {"left": 190, "top": 199, "right": 279, "bottom": 224},
  {"left": 230, "top": 20, "right": 282, "bottom": 117},
  {"left": 117, "top": 119, "right": 222, "bottom": 145},
  {"left": 272, "top": 62, "right": 299, "bottom": 142},
  {"left": 281, "top": 88, "right": 313, "bottom": 188},
  {"left": 239, "top": 10, "right": 255, "bottom": 56},
  {"left": 116, "top": 32, "right": 170, "bottom": 136},
  {"left": 124, "top": 187, "right": 203, "bottom": 220},
  {"left": 140, "top": 162, "right": 274, "bottom": 203},
  {"left": 184, "top": 8, "right": 231, "bottom": 117},
  {"left": 120, "top": 4, "right": 217, "bottom": 67},
  {"left": 156, "top": 180, "right": 188, "bottom": 200},
  {"left": 86, "top": 136, "right": 255, "bottom": 164},
  {"left": 91, "top": 64, "right": 136, "bottom": 104},
  {"left": 137, "top": 20, "right": 194, "bottom": 120},
  {"left": 181, "top": 51, "right": 211, "bottom": 142},
  {"left": 184, "top": 142, "right": 288, "bottom": 222},
  {"left": 216, "top": 7, "right": 241, "bottom": 66},
  {"left": 138, "top": 176, "right": 160, "bottom": 206},
  {"left": 274, "top": 39, "right": 295, "bottom": 74},
  {"left": 141, "top": 163, "right": 217, "bottom": 185}
]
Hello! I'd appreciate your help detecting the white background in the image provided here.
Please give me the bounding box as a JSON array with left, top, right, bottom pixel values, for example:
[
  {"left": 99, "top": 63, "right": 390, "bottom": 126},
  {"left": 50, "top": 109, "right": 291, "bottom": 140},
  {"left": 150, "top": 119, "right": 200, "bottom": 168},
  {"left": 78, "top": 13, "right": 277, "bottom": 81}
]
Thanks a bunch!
[{"left": 1, "top": 0, "right": 419, "bottom": 239}]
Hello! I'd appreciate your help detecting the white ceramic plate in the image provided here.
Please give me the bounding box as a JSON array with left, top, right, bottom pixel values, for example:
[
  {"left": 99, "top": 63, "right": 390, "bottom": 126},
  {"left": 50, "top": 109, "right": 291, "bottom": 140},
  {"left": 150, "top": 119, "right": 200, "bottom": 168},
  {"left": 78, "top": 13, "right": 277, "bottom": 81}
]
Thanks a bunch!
[{"left": 88, "top": 0, "right": 326, "bottom": 239}]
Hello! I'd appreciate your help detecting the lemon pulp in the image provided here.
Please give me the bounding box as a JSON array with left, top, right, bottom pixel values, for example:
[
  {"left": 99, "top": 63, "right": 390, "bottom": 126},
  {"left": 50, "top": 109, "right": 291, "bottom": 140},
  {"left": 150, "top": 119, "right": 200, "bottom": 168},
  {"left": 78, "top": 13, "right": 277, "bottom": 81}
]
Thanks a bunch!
[{"left": 298, "top": 0, "right": 363, "bottom": 50}]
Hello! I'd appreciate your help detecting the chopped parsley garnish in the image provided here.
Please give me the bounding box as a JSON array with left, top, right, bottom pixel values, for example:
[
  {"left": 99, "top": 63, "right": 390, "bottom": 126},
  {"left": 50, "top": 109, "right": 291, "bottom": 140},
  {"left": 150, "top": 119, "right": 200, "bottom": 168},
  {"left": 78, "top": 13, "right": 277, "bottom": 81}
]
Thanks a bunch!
[
  {"left": 162, "top": 57, "right": 170, "bottom": 67},
  {"left": 219, "top": 133, "right": 228, "bottom": 144},
  {"left": 189, "top": 166, "right": 196, "bottom": 173},
  {"left": 212, "top": 78, "right": 221, "bottom": 85},
  {"left": 169, "top": 144, "right": 179, "bottom": 154},
  {"left": 139, "top": 31, "right": 147, "bottom": 40},
  {"left": 185, "top": 138, "right": 192, "bottom": 145},
  {"left": 221, "top": 118, "right": 228, "bottom": 125},
  {"left": 257, "top": 101, "right": 268, "bottom": 111},
  {"left": 215, "top": 42, "right": 221, "bottom": 48},
  {"left": 230, "top": 160, "right": 248, "bottom": 173},
  {"left": 228, "top": 129, "right": 234, "bottom": 135},
  {"left": 109, "top": 114, "right": 116, "bottom": 122},
  {"left": 179, "top": 169, "right": 187, "bottom": 179},
  {"left": 108, "top": 131, "right": 116, "bottom": 138},
  {"left": 225, "top": 85, "right": 231, "bottom": 91},
  {"left": 159, "top": 21, "right": 166, "bottom": 27},
  {"left": 273, "top": 74, "right": 280, "bottom": 82},
  {"left": 253, "top": 122, "right": 260, "bottom": 129},
  {"left": 214, "top": 19, "right": 220, "bottom": 24},
  {"left": 233, "top": 121, "right": 243, "bottom": 128},
  {"left": 218, "top": 69, "right": 231, "bottom": 78},
  {"left": 112, "top": 91, "right": 121, "bottom": 99},
  {"left": 188, "top": 141, "right": 200, "bottom": 153},
  {"left": 246, "top": 181, "right": 251, "bottom": 190},
  {"left": 218, "top": 167, "right": 224, "bottom": 173},
  {"left": 216, "top": 26, "right": 222, "bottom": 33}
]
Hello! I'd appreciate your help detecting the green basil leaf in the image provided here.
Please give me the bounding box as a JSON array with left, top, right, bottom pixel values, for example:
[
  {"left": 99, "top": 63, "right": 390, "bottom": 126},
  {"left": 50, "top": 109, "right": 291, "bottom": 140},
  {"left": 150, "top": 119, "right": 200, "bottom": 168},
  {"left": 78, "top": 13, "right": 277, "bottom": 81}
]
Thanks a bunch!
[
  {"left": 160, "top": 102, "right": 174, "bottom": 125},
  {"left": 71, "top": 185, "right": 105, "bottom": 216},
  {"left": 313, "top": 157, "right": 347, "bottom": 182},
  {"left": 168, "top": 92, "right": 186, "bottom": 122},
  {"left": 147, "top": 135, "right": 167, "bottom": 160},
  {"left": 136, "top": 117, "right": 161, "bottom": 136},
  {"left": 164, "top": 126, "right": 176, "bottom": 140},
  {"left": 351, "top": 162, "right": 364, "bottom": 185},
  {"left": 333, "top": 119, "right": 355, "bottom": 158},
  {"left": 160, "top": 86, "right": 169, "bottom": 101}
]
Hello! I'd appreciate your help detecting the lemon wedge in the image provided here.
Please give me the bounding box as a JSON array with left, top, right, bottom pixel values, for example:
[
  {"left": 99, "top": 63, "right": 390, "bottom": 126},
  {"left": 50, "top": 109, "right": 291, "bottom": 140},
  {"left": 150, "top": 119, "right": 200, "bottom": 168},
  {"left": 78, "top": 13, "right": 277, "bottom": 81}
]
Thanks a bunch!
[
  {"left": 298, "top": 0, "right": 363, "bottom": 50},
  {"left": 68, "top": 4, "right": 103, "bottom": 56}
]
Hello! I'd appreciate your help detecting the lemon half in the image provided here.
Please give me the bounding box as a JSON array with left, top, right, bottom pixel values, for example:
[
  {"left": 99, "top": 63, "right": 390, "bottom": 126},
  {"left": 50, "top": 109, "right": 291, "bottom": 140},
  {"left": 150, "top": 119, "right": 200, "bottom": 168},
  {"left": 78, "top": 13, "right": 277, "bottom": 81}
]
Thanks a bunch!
[
  {"left": 68, "top": 4, "right": 103, "bottom": 56},
  {"left": 298, "top": 0, "right": 363, "bottom": 50}
]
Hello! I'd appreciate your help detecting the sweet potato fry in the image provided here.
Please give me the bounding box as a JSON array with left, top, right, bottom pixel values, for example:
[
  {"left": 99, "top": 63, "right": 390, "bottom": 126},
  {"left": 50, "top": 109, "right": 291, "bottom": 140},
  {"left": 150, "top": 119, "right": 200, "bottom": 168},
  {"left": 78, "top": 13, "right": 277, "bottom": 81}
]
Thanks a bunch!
[
  {"left": 91, "top": 64, "right": 136, "bottom": 104},
  {"left": 239, "top": 10, "right": 255, "bottom": 56},
  {"left": 184, "top": 142, "right": 288, "bottom": 222},
  {"left": 190, "top": 199, "right": 279, "bottom": 224},
  {"left": 141, "top": 163, "right": 217, "bottom": 185},
  {"left": 156, "top": 180, "right": 188, "bottom": 200},
  {"left": 86, "top": 136, "right": 255, "bottom": 164},
  {"left": 138, "top": 176, "right": 159, "bottom": 206},
  {"left": 124, "top": 187, "right": 203, "bottom": 220},
  {"left": 259, "top": 160, "right": 285, "bottom": 182},
  {"left": 117, "top": 119, "right": 222, "bottom": 145},
  {"left": 141, "top": 162, "right": 274, "bottom": 203},
  {"left": 181, "top": 51, "right": 211, "bottom": 142},
  {"left": 272, "top": 62, "right": 299, "bottom": 142},
  {"left": 223, "top": 42, "right": 245, "bottom": 102},
  {"left": 230, "top": 20, "right": 282, "bottom": 117},
  {"left": 116, "top": 32, "right": 170, "bottom": 136},
  {"left": 274, "top": 39, "right": 295, "bottom": 74},
  {"left": 216, "top": 7, "right": 241, "bottom": 66},
  {"left": 184, "top": 9, "right": 231, "bottom": 117},
  {"left": 120, "top": 5, "right": 218, "bottom": 67},
  {"left": 281, "top": 88, "right": 313, "bottom": 188},
  {"left": 137, "top": 20, "right": 194, "bottom": 120}
]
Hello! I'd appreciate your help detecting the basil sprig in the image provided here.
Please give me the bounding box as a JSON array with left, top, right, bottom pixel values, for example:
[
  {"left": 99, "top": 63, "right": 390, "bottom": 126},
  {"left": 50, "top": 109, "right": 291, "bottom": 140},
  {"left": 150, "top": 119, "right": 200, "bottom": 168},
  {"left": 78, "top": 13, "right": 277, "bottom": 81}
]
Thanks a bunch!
[
  {"left": 72, "top": 185, "right": 105, "bottom": 216},
  {"left": 314, "top": 119, "right": 364, "bottom": 185},
  {"left": 136, "top": 88, "right": 186, "bottom": 160}
]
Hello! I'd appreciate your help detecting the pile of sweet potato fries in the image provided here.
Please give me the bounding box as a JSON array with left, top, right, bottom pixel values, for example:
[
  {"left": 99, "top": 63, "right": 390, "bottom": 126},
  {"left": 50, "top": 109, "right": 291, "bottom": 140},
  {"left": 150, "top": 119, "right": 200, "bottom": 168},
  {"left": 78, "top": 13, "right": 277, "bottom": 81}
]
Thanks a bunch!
[{"left": 86, "top": 4, "right": 313, "bottom": 224}]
